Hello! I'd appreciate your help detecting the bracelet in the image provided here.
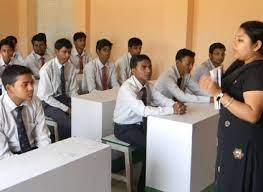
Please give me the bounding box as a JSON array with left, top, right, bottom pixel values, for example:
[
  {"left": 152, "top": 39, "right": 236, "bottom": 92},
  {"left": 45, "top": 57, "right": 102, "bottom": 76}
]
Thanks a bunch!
[{"left": 223, "top": 97, "right": 234, "bottom": 108}]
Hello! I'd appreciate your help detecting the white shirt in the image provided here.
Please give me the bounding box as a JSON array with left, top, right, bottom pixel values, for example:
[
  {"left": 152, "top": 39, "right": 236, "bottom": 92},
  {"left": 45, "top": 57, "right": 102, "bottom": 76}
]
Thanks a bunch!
[
  {"left": 69, "top": 46, "right": 92, "bottom": 73},
  {"left": 13, "top": 50, "right": 24, "bottom": 64},
  {"left": 0, "top": 93, "right": 51, "bottom": 159},
  {"left": 154, "top": 65, "right": 210, "bottom": 103},
  {"left": 115, "top": 52, "right": 132, "bottom": 85},
  {"left": 37, "top": 58, "right": 79, "bottom": 112},
  {"left": 192, "top": 59, "right": 215, "bottom": 82},
  {"left": 24, "top": 51, "right": 54, "bottom": 78},
  {"left": 113, "top": 75, "right": 175, "bottom": 124},
  {"left": 82, "top": 57, "right": 119, "bottom": 93}
]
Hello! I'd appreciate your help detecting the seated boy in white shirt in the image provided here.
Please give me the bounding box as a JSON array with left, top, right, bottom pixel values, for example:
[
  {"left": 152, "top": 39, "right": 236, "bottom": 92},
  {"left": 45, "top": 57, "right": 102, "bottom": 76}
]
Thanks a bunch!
[
  {"left": 113, "top": 54, "right": 186, "bottom": 192},
  {"left": 0, "top": 65, "right": 51, "bottom": 160},
  {"left": 115, "top": 37, "right": 142, "bottom": 84},
  {"left": 70, "top": 32, "right": 92, "bottom": 74},
  {"left": 37, "top": 38, "right": 78, "bottom": 140},
  {"left": 82, "top": 38, "right": 119, "bottom": 93},
  {"left": 24, "top": 33, "right": 54, "bottom": 79},
  {"left": 6, "top": 35, "right": 24, "bottom": 64}
]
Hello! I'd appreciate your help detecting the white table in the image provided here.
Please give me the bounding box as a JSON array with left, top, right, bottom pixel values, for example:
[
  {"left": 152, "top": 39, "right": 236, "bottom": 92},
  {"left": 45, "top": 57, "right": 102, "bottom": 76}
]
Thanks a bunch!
[
  {"left": 0, "top": 137, "right": 111, "bottom": 192},
  {"left": 146, "top": 103, "right": 219, "bottom": 192},
  {"left": 72, "top": 88, "right": 118, "bottom": 141}
]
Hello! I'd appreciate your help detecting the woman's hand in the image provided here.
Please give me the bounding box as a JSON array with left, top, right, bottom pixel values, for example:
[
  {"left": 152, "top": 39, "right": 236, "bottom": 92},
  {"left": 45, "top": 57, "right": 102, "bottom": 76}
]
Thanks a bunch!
[{"left": 199, "top": 75, "right": 221, "bottom": 96}]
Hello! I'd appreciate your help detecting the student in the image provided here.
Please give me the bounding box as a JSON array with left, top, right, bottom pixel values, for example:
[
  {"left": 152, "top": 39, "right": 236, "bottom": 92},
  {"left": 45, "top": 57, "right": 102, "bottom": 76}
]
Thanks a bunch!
[
  {"left": 82, "top": 38, "right": 119, "bottom": 93},
  {"left": 154, "top": 48, "right": 212, "bottom": 103},
  {"left": 24, "top": 33, "right": 54, "bottom": 79},
  {"left": 0, "top": 65, "right": 51, "bottom": 160},
  {"left": 0, "top": 38, "right": 17, "bottom": 77},
  {"left": 70, "top": 32, "right": 92, "bottom": 74},
  {"left": 115, "top": 37, "right": 142, "bottom": 85},
  {"left": 6, "top": 35, "right": 24, "bottom": 64},
  {"left": 37, "top": 38, "right": 78, "bottom": 140},
  {"left": 192, "top": 42, "right": 226, "bottom": 82},
  {"left": 113, "top": 54, "right": 186, "bottom": 192},
  {"left": 37, "top": 33, "right": 55, "bottom": 57}
]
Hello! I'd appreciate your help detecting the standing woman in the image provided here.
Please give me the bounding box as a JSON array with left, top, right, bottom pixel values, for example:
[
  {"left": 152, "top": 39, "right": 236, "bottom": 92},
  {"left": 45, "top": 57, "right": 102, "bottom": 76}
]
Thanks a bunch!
[{"left": 199, "top": 21, "right": 263, "bottom": 192}]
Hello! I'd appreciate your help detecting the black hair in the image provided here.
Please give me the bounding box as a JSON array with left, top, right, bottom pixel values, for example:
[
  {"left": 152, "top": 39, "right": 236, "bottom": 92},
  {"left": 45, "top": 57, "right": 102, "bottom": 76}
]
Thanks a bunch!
[
  {"left": 130, "top": 54, "right": 151, "bottom": 69},
  {"left": 0, "top": 38, "right": 15, "bottom": 50},
  {"left": 128, "top": 37, "right": 142, "bottom": 48},
  {"left": 96, "top": 39, "right": 112, "bottom": 50},
  {"left": 73, "top": 32, "right": 86, "bottom": 41},
  {"left": 209, "top": 42, "right": 226, "bottom": 54},
  {"left": 240, "top": 21, "right": 263, "bottom": 55},
  {"left": 175, "top": 48, "right": 195, "bottom": 61},
  {"left": 2, "top": 65, "right": 33, "bottom": 89},
  {"left": 6, "top": 35, "right": 17, "bottom": 44},
  {"left": 31, "top": 33, "right": 47, "bottom": 45},
  {"left": 54, "top": 38, "right": 72, "bottom": 50}
]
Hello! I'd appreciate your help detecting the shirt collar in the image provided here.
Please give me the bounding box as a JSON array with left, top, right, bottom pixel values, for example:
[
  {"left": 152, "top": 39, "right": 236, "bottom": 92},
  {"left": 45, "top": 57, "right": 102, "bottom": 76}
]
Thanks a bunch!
[
  {"left": 55, "top": 57, "right": 64, "bottom": 69},
  {"left": 172, "top": 65, "right": 181, "bottom": 78},
  {"left": 3, "top": 93, "right": 28, "bottom": 113},
  {"left": 0, "top": 56, "right": 11, "bottom": 66},
  {"left": 72, "top": 46, "right": 85, "bottom": 57},
  {"left": 96, "top": 57, "right": 109, "bottom": 69},
  {"left": 131, "top": 75, "right": 146, "bottom": 91},
  {"left": 32, "top": 51, "right": 49, "bottom": 60},
  {"left": 127, "top": 52, "right": 132, "bottom": 60},
  {"left": 208, "top": 59, "right": 215, "bottom": 69}
]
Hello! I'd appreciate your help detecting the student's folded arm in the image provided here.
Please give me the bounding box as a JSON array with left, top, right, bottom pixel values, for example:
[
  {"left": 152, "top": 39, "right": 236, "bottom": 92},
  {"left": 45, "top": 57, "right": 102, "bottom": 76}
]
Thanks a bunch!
[
  {"left": 37, "top": 70, "right": 69, "bottom": 112},
  {"left": 151, "top": 87, "right": 175, "bottom": 107},
  {"left": 122, "top": 86, "right": 174, "bottom": 117},
  {"left": 0, "top": 129, "right": 13, "bottom": 160},
  {"left": 186, "top": 77, "right": 210, "bottom": 103},
  {"left": 34, "top": 98, "right": 51, "bottom": 147}
]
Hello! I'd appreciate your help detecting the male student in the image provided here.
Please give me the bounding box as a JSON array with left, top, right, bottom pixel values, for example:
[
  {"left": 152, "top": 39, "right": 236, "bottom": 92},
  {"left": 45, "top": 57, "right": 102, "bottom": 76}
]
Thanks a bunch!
[
  {"left": 115, "top": 37, "right": 142, "bottom": 84},
  {"left": 192, "top": 42, "right": 226, "bottom": 82},
  {"left": 70, "top": 32, "right": 92, "bottom": 74},
  {"left": 37, "top": 38, "right": 78, "bottom": 140},
  {"left": 154, "top": 48, "right": 212, "bottom": 103},
  {"left": 0, "top": 65, "right": 51, "bottom": 159},
  {"left": 6, "top": 35, "right": 24, "bottom": 64},
  {"left": 113, "top": 54, "right": 186, "bottom": 192},
  {"left": 82, "top": 38, "right": 119, "bottom": 93},
  {"left": 24, "top": 33, "right": 54, "bottom": 79},
  {"left": 0, "top": 38, "right": 17, "bottom": 77}
]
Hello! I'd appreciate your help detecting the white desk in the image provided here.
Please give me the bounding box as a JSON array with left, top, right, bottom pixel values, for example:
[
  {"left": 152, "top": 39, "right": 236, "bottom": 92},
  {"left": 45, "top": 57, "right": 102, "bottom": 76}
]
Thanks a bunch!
[
  {"left": 72, "top": 88, "right": 118, "bottom": 141},
  {"left": 0, "top": 137, "right": 111, "bottom": 192},
  {"left": 146, "top": 103, "right": 219, "bottom": 192}
]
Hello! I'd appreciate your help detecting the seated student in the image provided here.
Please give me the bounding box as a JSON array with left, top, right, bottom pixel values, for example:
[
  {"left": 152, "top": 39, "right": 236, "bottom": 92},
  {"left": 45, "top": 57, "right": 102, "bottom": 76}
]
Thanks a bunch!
[
  {"left": 37, "top": 33, "right": 55, "bottom": 57},
  {"left": 0, "top": 38, "right": 17, "bottom": 77},
  {"left": 69, "top": 32, "right": 92, "bottom": 74},
  {"left": 37, "top": 38, "right": 78, "bottom": 140},
  {"left": 154, "top": 48, "right": 212, "bottom": 103},
  {"left": 82, "top": 38, "right": 119, "bottom": 93},
  {"left": 113, "top": 54, "right": 186, "bottom": 192},
  {"left": 115, "top": 37, "right": 142, "bottom": 84},
  {"left": 192, "top": 42, "right": 226, "bottom": 82},
  {"left": 24, "top": 33, "right": 54, "bottom": 79},
  {"left": 0, "top": 65, "right": 51, "bottom": 160},
  {"left": 6, "top": 35, "right": 24, "bottom": 64}
]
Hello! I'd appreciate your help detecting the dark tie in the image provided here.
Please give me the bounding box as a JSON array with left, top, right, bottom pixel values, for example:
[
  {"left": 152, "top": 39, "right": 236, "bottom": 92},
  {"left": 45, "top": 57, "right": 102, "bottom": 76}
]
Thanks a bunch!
[
  {"left": 61, "top": 66, "right": 66, "bottom": 95},
  {"left": 78, "top": 55, "right": 84, "bottom": 72},
  {"left": 40, "top": 57, "right": 45, "bottom": 67},
  {"left": 140, "top": 87, "right": 147, "bottom": 105},
  {"left": 15, "top": 106, "right": 32, "bottom": 153},
  {"left": 101, "top": 66, "right": 108, "bottom": 90},
  {"left": 177, "top": 77, "right": 182, "bottom": 88}
]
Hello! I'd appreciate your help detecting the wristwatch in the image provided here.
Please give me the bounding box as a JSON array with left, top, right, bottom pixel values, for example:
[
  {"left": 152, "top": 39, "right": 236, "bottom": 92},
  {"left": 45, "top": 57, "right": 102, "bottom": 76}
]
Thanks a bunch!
[{"left": 216, "top": 92, "right": 224, "bottom": 101}]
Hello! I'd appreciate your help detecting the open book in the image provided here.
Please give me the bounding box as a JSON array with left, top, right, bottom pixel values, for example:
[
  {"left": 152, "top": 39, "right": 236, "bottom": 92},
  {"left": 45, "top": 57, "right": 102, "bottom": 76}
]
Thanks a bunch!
[{"left": 210, "top": 67, "right": 222, "bottom": 110}]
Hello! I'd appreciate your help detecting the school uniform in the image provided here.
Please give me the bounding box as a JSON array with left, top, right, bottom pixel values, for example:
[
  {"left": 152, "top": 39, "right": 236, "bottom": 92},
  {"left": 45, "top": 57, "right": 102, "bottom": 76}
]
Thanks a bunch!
[
  {"left": 24, "top": 51, "right": 54, "bottom": 79},
  {"left": 0, "top": 93, "right": 51, "bottom": 159},
  {"left": 13, "top": 50, "right": 24, "bottom": 64},
  {"left": 69, "top": 46, "right": 92, "bottom": 74},
  {"left": 81, "top": 57, "right": 119, "bottom": 93},
  {"left": 192, "top": 59, "right": 215, "bottom": 82},
  {"left": 154, "top": 65, "right": 210, "bottom": 103},
  {"left": 37, "top": 57, "right": 78, "bottom": 140},
  {"left": 115, "top": 52, "right": 132, "bottom": 84},
  {"left": 113, "top": 75, "right": 175, "bottom": 192}
]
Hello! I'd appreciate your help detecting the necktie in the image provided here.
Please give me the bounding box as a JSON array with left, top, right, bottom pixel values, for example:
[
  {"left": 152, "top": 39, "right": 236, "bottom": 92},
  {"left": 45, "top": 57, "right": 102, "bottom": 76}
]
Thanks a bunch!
[
  {"left": 140, "top": 87, "right": 147, "bottom": 106},
  {"left": 40, "top": 57, "right": 45, "bottom": 67},
  {"left": 15, "top": 106, "right": 32, "bottom": 153},
  {"left": 78, "top": 55, "right": 84, "bottom": 72},
  {"left": 101, "top": 66, "right": 108, "bottom": 90},
  {"left": 61, "top": 66, "right": 66, "bottom": 95},
  {"left": 177, "top": 77, "right": 182, "bottom": 88}
]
